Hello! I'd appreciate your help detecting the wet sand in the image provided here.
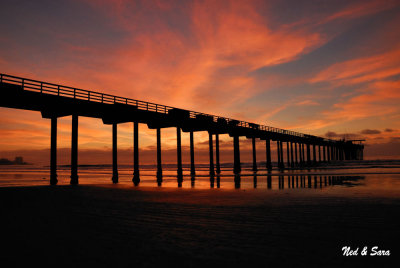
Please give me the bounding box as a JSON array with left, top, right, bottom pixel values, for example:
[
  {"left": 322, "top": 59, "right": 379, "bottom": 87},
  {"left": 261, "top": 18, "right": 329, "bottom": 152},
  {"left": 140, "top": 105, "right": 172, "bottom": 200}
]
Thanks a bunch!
[{"left": 0, "top": 184, "right": 398, "bottom": 267}]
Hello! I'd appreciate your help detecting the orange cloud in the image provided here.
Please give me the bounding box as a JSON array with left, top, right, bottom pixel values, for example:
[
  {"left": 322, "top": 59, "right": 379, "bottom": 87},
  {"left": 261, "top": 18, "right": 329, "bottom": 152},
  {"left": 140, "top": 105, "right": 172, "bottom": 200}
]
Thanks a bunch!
[
  {"left": 310, "top": 49, "right": 400, "bottom": 85},
  {"left": 295, "top": 100, "right": 320, "bottom": 106},
  {"left": 327, "top": 80, "right": 400, "bottom": 120},
  {"left": 290, "top": 80, "right": 400, "bottom": 132},
  {"left": 76, "top": 0, "right": 326, "bottom": 115}
]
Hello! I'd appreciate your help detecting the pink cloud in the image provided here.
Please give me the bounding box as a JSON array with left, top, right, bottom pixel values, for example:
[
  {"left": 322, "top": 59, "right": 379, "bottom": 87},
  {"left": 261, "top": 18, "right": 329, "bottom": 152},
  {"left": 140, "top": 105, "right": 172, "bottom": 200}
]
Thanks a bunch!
[{"left": 322, "top": 0, "right": 399, "bottom": 23}]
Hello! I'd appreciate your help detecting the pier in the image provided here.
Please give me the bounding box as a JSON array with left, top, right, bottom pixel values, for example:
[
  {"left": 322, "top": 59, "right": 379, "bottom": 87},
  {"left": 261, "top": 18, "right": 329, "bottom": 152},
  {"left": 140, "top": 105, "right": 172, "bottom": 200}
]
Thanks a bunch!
[{"left": 0, "top": 73, "right": 364, "bottom": 185}]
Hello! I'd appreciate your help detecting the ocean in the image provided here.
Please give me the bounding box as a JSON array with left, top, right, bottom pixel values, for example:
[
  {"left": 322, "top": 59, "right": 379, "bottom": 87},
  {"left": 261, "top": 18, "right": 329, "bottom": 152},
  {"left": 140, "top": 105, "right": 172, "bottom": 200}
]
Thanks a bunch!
[{"left": 1, "top": 160, "right": 400, "bottom": 196}]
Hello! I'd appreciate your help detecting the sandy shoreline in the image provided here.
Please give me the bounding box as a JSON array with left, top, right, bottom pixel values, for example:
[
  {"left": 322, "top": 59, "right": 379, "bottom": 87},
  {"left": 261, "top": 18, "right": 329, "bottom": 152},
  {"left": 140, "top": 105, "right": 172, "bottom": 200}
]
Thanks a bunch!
[{"left": 0, "top": 184, "right": 398, "bottom": 267}]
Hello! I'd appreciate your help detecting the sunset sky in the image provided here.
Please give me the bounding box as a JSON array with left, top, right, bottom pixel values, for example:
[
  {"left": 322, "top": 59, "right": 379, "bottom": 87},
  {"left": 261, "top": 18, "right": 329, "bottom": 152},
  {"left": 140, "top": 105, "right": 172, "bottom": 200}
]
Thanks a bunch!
[{"left": 1, "top": 0, "right": 400, "bottom": 165}]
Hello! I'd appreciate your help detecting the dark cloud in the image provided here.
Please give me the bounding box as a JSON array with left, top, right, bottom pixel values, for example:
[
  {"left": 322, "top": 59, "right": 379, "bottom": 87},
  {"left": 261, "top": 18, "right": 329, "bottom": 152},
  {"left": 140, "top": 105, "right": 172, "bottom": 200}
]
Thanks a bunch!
[
  {"left": 385, "top": 128, "right": 395, "bottom": 132},
  {"left": 325, "top": 131, "right": 360, "bottom": 140},
  {"left": 325, "top": 131, "right": 339, "bottom": 138},
  {"left": 360, "top": 129, "right": 381, "bottom": 135}
]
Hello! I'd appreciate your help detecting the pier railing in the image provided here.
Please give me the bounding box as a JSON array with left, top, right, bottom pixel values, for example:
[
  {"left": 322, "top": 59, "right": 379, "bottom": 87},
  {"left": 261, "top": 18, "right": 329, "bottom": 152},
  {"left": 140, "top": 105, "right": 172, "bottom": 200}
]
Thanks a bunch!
[{"left": 0, "top": 73, "right": 332, "bottom": 142}]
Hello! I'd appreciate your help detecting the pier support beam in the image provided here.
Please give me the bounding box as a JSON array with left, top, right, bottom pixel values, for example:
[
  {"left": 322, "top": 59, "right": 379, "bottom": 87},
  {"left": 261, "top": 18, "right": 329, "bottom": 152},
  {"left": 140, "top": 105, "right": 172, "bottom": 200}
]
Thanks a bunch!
[
  {"left": 327, "top": 145, "right": 331, "bottom": 162},
  {"left": 333, "top": 145, "right": 336, "bottom": 161},
  {"left": 215, "top": 134, "right": 221, "bottom": 174},
  {"left": 337, "top": 146, "right": 340, "bottom": 161},
  {"left": 280, "top": 141, "right": 285, "bottom": 169},
  {"left": 299, "top": 143, "right": 303, "bottom": 166},
  {"left": 252, "top": 137, "right": 257, "bottom": 172},
  {"left": 157, "top": 128, "right": 162, "bottom": 181},
  {"left": 325, "top": 145, "right": 329, "bottom": 163},
  {"left": 290, "top": 142, "right": 294, "bottom": 168},
  {"left": 132, "top": 121, "right": 140, "bottom": 185},
  {"left": 294, "top": 142, "right": 298, "bottom": 166},
  {"left": 276, "top": 141, "right": 281, "bottom": 169},
  {"left": 313, "top": 144, "right": 316, "bottom": 165},
  {"left": 209, "top": 132, "right": 215, "bottom": 176},
  {"left": 286, "top": 141, "right": 290, "bottom": 167},
  {"left": 306, "top": 143, "right": 311, "bottom": 166},
  {"left": 323, "top": 145, "right": 326, "bottom": 162},
  {"left": 341, "top": 147, "right": 344, "bottom": 160},
  {"left": 335, "top": 147, "right": 338, "bottom": 161},
  {"left": 318, "top": 145, "right": 321, "bottom": 163},
  {"left": 277, "top": 141, "right": 284, "bottom": 169},
  {"left": 70, "top": 114, "right": 79, "bottom": 185},
  {"left": 190, "top": 131, "right": 195, "bottom": 176},
  {"left": 177, "top": 127, "right": 183, "bottom": 178},
  {"left": 50, "top": 116, "right": 58, "bottom": 185},
  {"left": 111, "top": 123, "right": 119, "bottom": 183},
  {"left": 266, "top": 138, "right": 272, "bottom": 171},
  {"left": 340, "top": 147, "right": 344, "bottom": 161},
  {"left": 233, "top": 136, "right": 241, "bottom": 174}
]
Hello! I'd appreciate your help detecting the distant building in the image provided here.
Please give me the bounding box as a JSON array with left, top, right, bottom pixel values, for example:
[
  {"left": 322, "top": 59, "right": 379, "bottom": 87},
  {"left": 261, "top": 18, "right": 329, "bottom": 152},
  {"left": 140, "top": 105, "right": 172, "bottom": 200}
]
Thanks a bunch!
[{"left": 14, "top": 157, "right": 24, "bottom": 164}]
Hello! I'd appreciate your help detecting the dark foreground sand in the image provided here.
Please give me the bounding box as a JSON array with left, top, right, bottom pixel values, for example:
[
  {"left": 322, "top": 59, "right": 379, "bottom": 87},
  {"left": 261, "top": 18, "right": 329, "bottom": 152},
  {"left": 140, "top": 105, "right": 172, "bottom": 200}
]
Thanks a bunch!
[{"left": 0, "top": 185, "right": 398, "bottom": 267}]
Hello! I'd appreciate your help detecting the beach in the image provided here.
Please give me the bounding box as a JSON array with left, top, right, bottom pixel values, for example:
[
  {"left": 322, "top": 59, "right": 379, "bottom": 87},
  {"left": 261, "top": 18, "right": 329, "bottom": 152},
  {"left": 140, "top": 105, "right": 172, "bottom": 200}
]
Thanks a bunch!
[{"left": 0, "top": 180, "right": 398, "bottom": 267}]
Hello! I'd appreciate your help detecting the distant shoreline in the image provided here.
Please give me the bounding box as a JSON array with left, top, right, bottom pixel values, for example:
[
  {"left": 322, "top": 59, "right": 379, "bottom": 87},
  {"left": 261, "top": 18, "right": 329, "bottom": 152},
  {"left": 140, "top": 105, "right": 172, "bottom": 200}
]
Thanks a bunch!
[{"left": 0, "top": 157, "right": 29, "bottom": 165}]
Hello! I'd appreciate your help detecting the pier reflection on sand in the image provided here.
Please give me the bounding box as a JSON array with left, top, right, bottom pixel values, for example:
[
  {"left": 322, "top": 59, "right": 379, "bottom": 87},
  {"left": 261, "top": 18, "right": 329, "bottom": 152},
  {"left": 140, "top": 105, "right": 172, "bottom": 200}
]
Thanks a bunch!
[{"left": 157, "top": 174, "right": 366, "bottom": 190}]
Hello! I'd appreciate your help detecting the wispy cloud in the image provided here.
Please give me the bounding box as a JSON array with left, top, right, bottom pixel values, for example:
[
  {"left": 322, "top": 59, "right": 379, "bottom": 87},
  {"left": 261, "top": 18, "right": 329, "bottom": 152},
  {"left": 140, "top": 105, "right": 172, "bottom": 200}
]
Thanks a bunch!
[
  {"left": 321, "top": 0, "right": 399, "bottom": 23},
  {"left": 310, "top": 49, "right": 400, "bottom": 85}
]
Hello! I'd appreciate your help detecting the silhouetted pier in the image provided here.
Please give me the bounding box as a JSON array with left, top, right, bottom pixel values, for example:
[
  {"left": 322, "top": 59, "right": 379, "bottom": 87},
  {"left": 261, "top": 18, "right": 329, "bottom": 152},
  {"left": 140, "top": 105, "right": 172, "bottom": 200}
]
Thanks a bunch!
[{"left": 0, "top": 73, "right": 364, "bottom": 185}]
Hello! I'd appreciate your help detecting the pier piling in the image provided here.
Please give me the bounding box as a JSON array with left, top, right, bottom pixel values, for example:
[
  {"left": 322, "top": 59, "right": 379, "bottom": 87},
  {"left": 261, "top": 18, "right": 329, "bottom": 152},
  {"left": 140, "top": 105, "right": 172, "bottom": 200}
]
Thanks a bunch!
[
  {"left": 252, "top": 137, "right": 257, "bottom": 172},
  {"left": 209, "top": 132, "right": 215, "bottom": 176},
  {"left": 190, "top": 131, "right": 195, "bottom": 176},
  {"left": 290, "top": 142, "right": 294, "bottom": 168},
  {"left": 132, "top": 121, "right": 140, "bottom": 185},
  {"left": 70, "top": 114, "right": 79, "bottom": 185},
  {"left": 112, "top": 123, "right": 118, "bottom": 183},
  {"left": 266, "top": 138, "right": 272, "bottom": 171},
  {"left": 156, "top": 128, "right": 162, "bottom": 181},
  {"left": 177, "top": 127, "right": 183, "bottom": 179},
  {"left": 286, "top": 141, "right": 290, "bottom": 167},
  {"left": 50, "top": 116, "right": 58, "bottom": 185},
  {"left": 215, "top": 134, "right": 221, "bottom": 174},
  {"left": 233, "top": 136, "right": 241, "bottom": 174}
]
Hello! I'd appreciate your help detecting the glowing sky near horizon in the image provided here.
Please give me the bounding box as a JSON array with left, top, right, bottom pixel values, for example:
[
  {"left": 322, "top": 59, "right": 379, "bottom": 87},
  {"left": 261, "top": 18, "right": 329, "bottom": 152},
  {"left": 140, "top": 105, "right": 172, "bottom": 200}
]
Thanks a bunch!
[{"left": 0, "top": 0, "right": 400, "bottom": 164}]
